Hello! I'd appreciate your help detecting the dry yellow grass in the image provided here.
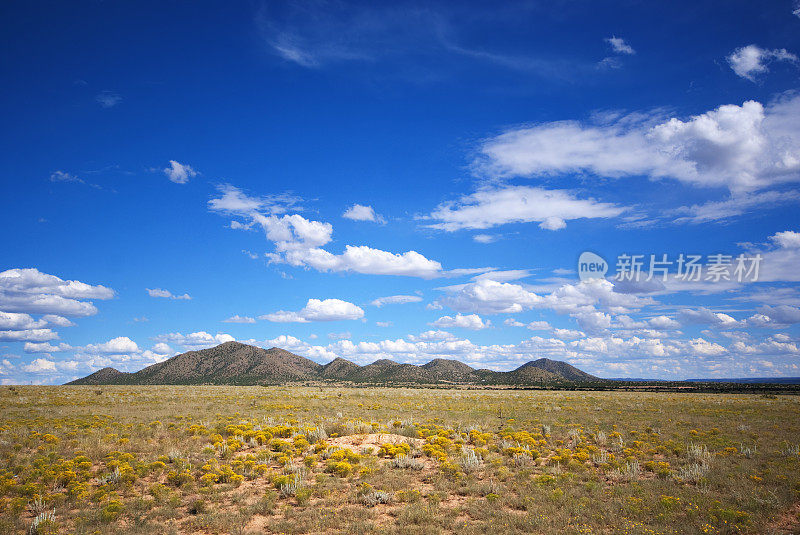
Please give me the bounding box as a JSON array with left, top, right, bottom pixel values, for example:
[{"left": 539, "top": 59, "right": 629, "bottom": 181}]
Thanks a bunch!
[{"left": 0, "top": 385, "right": 799, "bottom": 534}]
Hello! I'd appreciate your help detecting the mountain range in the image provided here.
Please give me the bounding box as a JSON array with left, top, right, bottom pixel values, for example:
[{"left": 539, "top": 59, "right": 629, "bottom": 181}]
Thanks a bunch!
[{"left": 66, "top": 341, "right": 599, "bottom": 386}]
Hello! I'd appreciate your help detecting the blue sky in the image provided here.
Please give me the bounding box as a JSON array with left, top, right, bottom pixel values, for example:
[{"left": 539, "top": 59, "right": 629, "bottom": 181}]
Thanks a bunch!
[{"left": 2, "top": 0, "right": 800, "bottom": 383}]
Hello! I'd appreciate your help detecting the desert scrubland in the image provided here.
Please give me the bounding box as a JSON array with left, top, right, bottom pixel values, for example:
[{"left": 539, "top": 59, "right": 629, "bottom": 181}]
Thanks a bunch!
[{"left": 1, "top": 386, "right": 799, "bottom": 534}]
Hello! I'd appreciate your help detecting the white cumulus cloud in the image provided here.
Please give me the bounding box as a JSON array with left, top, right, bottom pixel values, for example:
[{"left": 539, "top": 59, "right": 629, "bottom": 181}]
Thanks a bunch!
[
  {"left": 210, "top": 185, "right": 455, "bottom": 278},
  {"left": 474, "top": 95, "right": 800, "bottom": 193},
  {"left": 0, "top": 268, "right": 114, "bottom": 317},
  {"left": 22, "top": 358, "right": 57, "bottom": 373},
  {"left": 770, "top": 230, "right": 800, "bottom": 249},
  {"left": 152, "top": 343, "right": 172, "bottom": 354},
  {"left": 23, "top": 342, "right": 72, "bottom": 353},
  {"left": 0, "top": 329, "right": 59, "bottom": 342},
  {"left": 260, "top": 298, "right": 365, "bottom": 323},
  {"left": 430, "top": 313, "right": 491, "bottom": 330},
  {"left": 153, "top": 332, "right": 235, "bottom": 350},
  {"left": 426, "top": 186, "right": 624, "bottom": 231},
  {"left": 0, "top": 312, "right": 46, "bottom": 330},
  {"left": 678, "top": 308, "right": 739, "bottom": 327},
  {"left": 283, "top": 245, "right": 444, "bottom": 278},
  {"left": 163, "top": 160, "right": 198, "bottom": 184},
  {"left": 727, "top": 45, "right": 797, "bottom": 81},
  {"left": 342, "top": 204, "right": 385, "bottom": 223},
  {"left": 84, "top": 336, "right": 140, "bottom": 355}
]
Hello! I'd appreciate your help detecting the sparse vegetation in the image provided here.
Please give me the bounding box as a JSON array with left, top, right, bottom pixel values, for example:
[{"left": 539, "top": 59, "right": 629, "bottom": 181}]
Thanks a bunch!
[{"left": 0, "top": 385, "right": 798, "bottom": 533}]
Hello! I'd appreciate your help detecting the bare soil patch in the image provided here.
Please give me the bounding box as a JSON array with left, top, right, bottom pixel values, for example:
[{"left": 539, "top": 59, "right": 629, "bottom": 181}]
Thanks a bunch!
[{"left": 327, "top": 432, "right": 424, "bottom": 452}]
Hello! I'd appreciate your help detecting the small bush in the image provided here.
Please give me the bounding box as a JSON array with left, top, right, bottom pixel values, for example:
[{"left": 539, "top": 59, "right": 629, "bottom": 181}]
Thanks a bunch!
[
  {"left": 391, "top": 454, "right": 424, "bottom": 470},
  {"left": 188, "top": 498, "right": 207, "bottom": 515},
  {"left": 28, "top": 509, "right": 56, "bottom": 535},
  {"left": 296, "top": 487, "right": 312, "bottom": 505},
  {"left": 276, "top": 473, "right": 303, "bottom": 497},
  {"left": 362, "top": 490, "right": 392, "bottom": 507},
  {"left": 327, "top": 460, "right": 353, "bottom": 477},
  {"left": 99, "top": 499, "right": 123, "bottom": 523},
  {"left": 167, "top": 469, "right": 193, "bottom": 487},
  {"left": 459, "top": 447, "right": 482, "bottom": 473},
  {"left": 676, "top": 462, "right": 709, "bottom": 483},
  {"left": 687, "top": 443, "right": 712, "bottom": 465},
  {"left": 379, "top": 442, "right": 411, "bottom": 459}
]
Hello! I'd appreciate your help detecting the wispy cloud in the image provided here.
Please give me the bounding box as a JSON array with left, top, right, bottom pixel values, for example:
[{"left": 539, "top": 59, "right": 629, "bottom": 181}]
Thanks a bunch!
[
  {"left": 256, "top": 2, "right": 420, "bottom": 68},
  {"left": 606, "top": 36, "right": 635, "bottom": 55},
  {"left": 425, "top": 186, "right": 625, "bottom": 232},
  {"left": 146, "top": 288, "right": 191, "bottom": 300},
  {"left": 49, "top": 171, "right": 84, "bottom": 184},
  {"left": 671, "top": 190, "right": 800, "bottom": 224},
  {"left": 370, "top": 295, "right": 423, "bottom": 307},
  {"left": 49, "top": 170, "right": 102, "bottom": 189},
  {"left": 222, "top": 315, "right": 256, "bottom": 324},
  {"left": 255, "top": 2, "right": 591, "bottom": 80},
  {"left": 95, "top": 91, "right": 122, "bottom": 108},
  {"left": 597, "top": 36, "right": 635, "bottom": 69}
]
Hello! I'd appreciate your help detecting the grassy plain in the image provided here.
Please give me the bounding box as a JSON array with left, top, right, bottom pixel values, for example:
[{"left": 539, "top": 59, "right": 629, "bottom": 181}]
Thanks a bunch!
[{"left": 0, "top": 385, "right": 799, "bottom": 534}]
